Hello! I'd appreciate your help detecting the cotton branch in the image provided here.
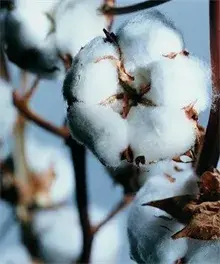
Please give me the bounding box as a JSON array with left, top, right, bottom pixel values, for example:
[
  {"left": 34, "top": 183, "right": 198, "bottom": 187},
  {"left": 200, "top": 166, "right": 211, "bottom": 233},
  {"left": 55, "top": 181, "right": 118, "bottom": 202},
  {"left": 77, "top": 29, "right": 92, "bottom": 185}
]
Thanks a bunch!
[
  {"left": 92, "top": 194, "right": 134, "bottom": 234},
  {"left": 196, "top": 0, "right": 220, "bottom": 176},
  {"left": 13, "top": 90, "right": 69, "bottom": 139},
  {"left": 65, "top": 137, "right": 92, "bottom": 263},
  {"left": 101, "top": 0, "right": 171, "bottom": 15}
]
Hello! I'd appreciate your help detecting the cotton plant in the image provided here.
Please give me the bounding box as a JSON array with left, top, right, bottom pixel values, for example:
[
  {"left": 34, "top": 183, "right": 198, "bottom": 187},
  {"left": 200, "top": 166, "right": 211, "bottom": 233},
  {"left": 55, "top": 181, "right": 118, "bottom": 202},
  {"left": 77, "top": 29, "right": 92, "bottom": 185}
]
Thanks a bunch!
[
  {"left": 127, "top": 161, "right": 220, "bottom": 264},
  {"left": 64, "top": 10, "right": 210, "bottom": 180},
  {"left": 32, "top": 205, "right": 121, "bottom": 263},
  {"left": 3, "top": 0, "right": 112, "bottom": 78}
]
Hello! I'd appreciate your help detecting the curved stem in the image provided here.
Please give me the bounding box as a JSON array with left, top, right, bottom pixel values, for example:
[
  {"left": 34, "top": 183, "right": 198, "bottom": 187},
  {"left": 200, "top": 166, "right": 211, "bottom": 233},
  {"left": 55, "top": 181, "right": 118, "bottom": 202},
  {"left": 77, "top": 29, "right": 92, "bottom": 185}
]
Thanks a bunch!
[
  {"left": 196, "top": 0, "right": 220, "bottom": 175},
  {"left": 13, "top": 91, "right": 69, "bottom": 139},
  {"left": 102, "top": 0, "right": 171, "bottom": 15}
]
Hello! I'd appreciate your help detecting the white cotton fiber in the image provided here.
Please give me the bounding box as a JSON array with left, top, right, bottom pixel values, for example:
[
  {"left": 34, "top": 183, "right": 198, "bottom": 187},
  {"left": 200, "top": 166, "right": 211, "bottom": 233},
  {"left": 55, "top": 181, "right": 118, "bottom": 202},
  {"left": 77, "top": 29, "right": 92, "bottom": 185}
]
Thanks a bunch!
[
  {"left": 147, "top": 55, "right": 211, "bottom": 113},
  {"left": 32, "top": 206, "right": 81, "bottom": 263},
  {"left": 6, "top": 7, "right": 51, "bottom": 49},
  {"left": 127, "top": 161, "right": 199, "bottom": 264},
  {"left": 67, "top": 103, "right": 128, "bottom": 167},
  {"left": 117, "top": 10, "right": 184, "bottom": 75},
  {"left": 127, "top": 106, "right": 196, "bottom": 164},
  {"left": 63, "top": 37, "right": 121, "bottom": 106},
  {"left": 0, "top": 79, "right": 17, "bottom": 141},
  {"left": 55, "top": 0, "right": 108, "bottom": 58},
  {"left": 5, "top": 6, "right": 64, "bottom": 78}
]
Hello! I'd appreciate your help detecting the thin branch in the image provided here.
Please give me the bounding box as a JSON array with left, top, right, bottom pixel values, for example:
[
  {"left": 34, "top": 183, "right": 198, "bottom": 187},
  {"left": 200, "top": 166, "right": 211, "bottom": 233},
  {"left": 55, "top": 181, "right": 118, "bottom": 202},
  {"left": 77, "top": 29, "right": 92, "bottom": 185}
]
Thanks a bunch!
[
  {"left": 196, "top": 0, "right": 220, "bottom": 176},
  {"left": 101, "top": 0, "right": 171, "bottom": 15},
  {"left": 92, "top": 194, "right": 134, "bottom": 234},
  {"left": 0, "top": 48, "right": 10, "bottom": 82},
  {"left": 13, "top": 91, "right": 69, "bottom": 139},
  {"left": 65, "top": 137, "right": 92, "bottom": 263}
]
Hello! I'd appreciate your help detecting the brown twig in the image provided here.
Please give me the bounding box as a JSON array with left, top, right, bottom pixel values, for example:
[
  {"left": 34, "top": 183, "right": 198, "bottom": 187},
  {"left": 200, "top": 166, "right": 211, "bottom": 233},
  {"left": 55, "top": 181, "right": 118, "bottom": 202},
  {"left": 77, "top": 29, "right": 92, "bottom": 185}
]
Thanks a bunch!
[
  {"left": 0, "top": 47, "right": 10, "bottom": 82},
  {"left": 92, "top": 194, "right": 134, "bottom": 234},
  {"left": 13, "top": 91, "right": 69, "bottom": 139},
  {"left": 196, "top": 0, "right": 220, "bottom": 176},
  {"left": 65, "top": 137, "right": 92, "bottom": 263},
  {"left": 101, "top": 0, "right": 171, "bottom": 15}
]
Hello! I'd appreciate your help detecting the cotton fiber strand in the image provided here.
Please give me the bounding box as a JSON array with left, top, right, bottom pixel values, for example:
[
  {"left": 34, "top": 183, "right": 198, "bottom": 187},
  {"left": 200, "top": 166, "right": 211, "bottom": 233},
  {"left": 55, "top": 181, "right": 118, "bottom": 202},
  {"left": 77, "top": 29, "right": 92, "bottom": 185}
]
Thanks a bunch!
[
  {"left": 127, "top": 106, "right": 196, "bottom": 163},
  {"left": 117, "top": 10, "right": 184, "bottom": 74},
  {"left": 67, "top": 103, "right": 128, "bottom": 167},
  {"left": 63, "top": 37, "right": 121, "bottom": 106},
  {"left": 147, "top": 55, "right": 211, "bottom": 112}
]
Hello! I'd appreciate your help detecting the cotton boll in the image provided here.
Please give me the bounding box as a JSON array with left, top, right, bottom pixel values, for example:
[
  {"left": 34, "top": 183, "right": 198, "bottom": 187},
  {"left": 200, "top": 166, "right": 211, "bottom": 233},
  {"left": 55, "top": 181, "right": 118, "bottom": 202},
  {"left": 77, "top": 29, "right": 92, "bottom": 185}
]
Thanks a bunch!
[
  {"left": 14, "top": 0, "right": 59, "bottom": 13},
  {"left": 25, "top": 137, "right": 75, "bottom": 205},
  {"left": 32, "top": 206, "right": 81, "bottom": 263},
  {"left": 0, "top": 79, "right": 17, "bottom": 141},
  {"left": 4, "top": 7, "right": 64, "bottom": 78},
  {"left": 127, "top": 106, "right": 196, "bottom": 164},
  {"left": 55, "top": 0, "right": 108, "bottom": 58},
  {"left": 147, "top": 55, "right": 211, "bottom": 113},
  {"left": 117, "top": 10, "right": 184, "bottom": 75},
  {"left": 63, "top": 37, "right": 121, "bottom": 106},
  {"left": 127, "top": 162, "right": 198, "bottom": 264},
  {"left": 90, "top": 206, "right": 121, "bottom": 263},
  {"left": 67, "top": 103, "right": 128, "bottom": 167}
]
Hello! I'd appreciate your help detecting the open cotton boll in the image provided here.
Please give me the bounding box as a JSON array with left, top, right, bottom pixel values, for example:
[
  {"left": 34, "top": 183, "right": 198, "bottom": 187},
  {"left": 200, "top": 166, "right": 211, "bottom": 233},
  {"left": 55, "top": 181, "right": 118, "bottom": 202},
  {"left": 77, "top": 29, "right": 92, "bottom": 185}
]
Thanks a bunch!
[
  {"left": 55, "top": 0, "right": 108, "bottom": 58},
  {"left": 32, "top": 206, "right": 81, "bottom": 263},
  {"left": 128, "top": 162, "right": 198, "bottom": 264},
  {"left": 14, "top": 0, "right": 60, "bottom": 13},
  {"left": 117, "top": 10, "right": 184, "bottom": 75},
  {"left": 127, "top": 106, "right": 196, "bottom": 164},
  {"left": 63, "top": 37, "right": 121, "bottom": 106},
  {"left": 147, "top": 55, "right": 211, "bottom": 113},
  {"left": 0, "top": 245, "right": 31, "bottom": 264},
  {"left": 0, "top": 79, "right": 17, "bottom": 141},
  {"left": 5, "top": 7, "right": 64, "bottom": 78},
  {"left": 67, "top": 103, "right": 128, "bottom": 167},
  {"left": 25, "top": 136, "right": 74, "bottom": 205}
]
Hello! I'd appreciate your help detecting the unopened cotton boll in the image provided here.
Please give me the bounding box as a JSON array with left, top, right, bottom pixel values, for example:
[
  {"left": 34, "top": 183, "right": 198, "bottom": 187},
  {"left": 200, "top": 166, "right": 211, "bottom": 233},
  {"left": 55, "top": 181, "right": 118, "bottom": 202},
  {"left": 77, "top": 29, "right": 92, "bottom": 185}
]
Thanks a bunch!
[
  {"left": 67, "top": 103, "right": 128, "bottom": 167},
  {"left": 4, "top": 6, "right": 65, "bottom": 78},
  {"left": 127, "top": 162, "right": 199, "bottom": 264},
  {"left": 63, "top": 36, "right": 121, "bottom": 106},
  {"left": 0, "top": 79, "right": 17, "bottom": 141},
  {"left": 55, "top": 0, "right": 108, "bottom": 58},
  {"left": 147, "top": 55, "right": 211, "bottom": 113},
  {"left": 127, "top": 106, "right": 196, "bottom": 164},
  {"left": 117, "top": 10, "right": 184, "bottom": 75}
]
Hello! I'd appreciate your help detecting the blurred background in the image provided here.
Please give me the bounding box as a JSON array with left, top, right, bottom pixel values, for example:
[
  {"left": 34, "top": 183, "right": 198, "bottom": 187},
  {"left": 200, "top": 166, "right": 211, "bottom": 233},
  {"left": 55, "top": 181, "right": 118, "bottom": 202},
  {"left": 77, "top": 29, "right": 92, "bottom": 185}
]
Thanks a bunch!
[{"left": 0, "top": 0, "right": 211, "bottom": 263}]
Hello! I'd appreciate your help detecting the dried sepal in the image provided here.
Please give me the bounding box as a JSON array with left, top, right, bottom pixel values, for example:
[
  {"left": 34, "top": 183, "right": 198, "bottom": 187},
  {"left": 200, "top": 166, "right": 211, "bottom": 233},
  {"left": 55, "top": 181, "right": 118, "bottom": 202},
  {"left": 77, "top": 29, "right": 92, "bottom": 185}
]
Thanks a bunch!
[
  {"left": 142, "top": 195, "right": 195, "bottom": 224},
  {"left": 199, "top": 169, "right": 220, "bottom": 198},
  {"left": 172, "top": 201, "right": 220, "bottom": 240}
]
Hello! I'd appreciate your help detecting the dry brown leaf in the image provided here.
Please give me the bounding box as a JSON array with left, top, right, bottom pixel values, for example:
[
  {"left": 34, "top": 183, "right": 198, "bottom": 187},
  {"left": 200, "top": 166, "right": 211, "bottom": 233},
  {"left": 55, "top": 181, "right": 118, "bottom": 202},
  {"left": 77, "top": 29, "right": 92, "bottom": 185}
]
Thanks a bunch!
[
  {"left": 172, "top": 201, "right": 220, "bottom": 240},
  {"left": 143, "top": 195, "right": 195, "bottom": 224},
  {"left": 199, "top": 169, "right": 220, "bottom": 197}
]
